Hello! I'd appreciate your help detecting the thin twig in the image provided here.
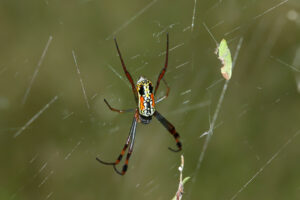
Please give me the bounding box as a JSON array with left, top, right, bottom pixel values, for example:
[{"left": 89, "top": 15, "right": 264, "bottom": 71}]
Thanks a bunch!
[{"left": 172, "top": 155, "right": 190, "bottom": 200}]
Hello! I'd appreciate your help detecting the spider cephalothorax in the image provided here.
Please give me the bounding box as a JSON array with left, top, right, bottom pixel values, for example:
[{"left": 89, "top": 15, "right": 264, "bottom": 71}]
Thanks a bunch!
[{"left": 97, "top": 33, "right": 182, "bottom": 175}]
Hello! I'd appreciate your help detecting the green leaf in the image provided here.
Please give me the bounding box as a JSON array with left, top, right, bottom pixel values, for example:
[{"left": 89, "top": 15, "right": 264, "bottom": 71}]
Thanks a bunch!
[
  {"left": 182, "top": 176, "right": 190, "bottom": 185},
  {"left": 217, "top": 39, "right": 232, "bottom": 80}
]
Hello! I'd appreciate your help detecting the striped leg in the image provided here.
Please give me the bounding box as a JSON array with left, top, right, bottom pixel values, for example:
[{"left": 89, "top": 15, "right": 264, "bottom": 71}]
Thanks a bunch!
[
  {"left": 104, "top": 99, "right": 134, "bottom": 113},
  {"left": 96, "top": 116, "right": 137, "bottom": 175},
  {"left": 120, "top": 123, "right": 136, "bottom": 175},
  {"left": 154, "top": 111, "right": 182, "bottom": 152},
  {"left": 96, "top": 134, "right": 130, "bottom": 165}
]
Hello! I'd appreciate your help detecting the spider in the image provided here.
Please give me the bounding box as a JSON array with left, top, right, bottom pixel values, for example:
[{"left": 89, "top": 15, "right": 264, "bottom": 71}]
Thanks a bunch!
[{"left": 96, "top": 33, "right": 182, "bottom": 175}]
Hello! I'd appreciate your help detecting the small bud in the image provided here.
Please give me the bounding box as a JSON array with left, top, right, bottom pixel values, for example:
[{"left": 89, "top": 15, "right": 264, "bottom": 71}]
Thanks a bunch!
[{"left": 178, "top": 166, "right": 183, "bottom": 172}]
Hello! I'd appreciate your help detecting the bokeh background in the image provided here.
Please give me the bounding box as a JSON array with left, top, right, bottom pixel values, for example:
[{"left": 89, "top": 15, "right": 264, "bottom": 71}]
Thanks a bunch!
[{"left": 1, "top": 0, "right": 300, "bottom": 199}]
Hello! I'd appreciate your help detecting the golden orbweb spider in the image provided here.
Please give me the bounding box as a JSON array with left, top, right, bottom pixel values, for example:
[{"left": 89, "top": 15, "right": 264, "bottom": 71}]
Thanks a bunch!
[{"left": 96, "top": 33, "right": 182, "bottom": 175}]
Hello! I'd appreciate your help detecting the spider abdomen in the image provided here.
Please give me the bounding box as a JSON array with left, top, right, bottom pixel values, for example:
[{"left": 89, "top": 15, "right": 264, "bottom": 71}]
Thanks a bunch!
[{"left": 137, "top": 76, "right": 155, "bottom": 117}]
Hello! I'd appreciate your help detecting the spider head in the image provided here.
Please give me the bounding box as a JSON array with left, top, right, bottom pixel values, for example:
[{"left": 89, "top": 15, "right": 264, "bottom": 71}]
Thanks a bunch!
[{"left": 136, "top": 76, "right": 155, "bottom": 118}]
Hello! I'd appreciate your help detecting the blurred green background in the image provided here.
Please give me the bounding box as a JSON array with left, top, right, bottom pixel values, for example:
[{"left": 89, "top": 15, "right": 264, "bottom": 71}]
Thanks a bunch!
[{"left": 0, "top": 0, "right": 300, "bottom": 199}]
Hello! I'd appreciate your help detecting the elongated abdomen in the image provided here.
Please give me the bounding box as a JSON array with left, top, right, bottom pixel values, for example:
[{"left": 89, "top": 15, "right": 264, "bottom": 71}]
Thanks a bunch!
[{"left": 137, "top": 77, "right": 155, "bottom": 117}]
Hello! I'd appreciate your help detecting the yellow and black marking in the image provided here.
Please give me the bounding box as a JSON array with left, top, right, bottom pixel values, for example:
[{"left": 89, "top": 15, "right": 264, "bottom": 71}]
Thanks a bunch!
[{"left": 136, "top": 76, "right": 155, "bottom": 119}]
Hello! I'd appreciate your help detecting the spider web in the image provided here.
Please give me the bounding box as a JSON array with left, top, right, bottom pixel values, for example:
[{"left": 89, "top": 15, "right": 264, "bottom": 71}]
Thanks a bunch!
[{"left": 1, "top": 0, "right": 300, "bottom": 199}]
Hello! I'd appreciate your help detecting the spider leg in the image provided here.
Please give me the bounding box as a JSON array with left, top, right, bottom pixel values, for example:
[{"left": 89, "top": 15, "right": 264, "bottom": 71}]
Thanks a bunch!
[
  {"left": 154, "top": 33, "right": 169, "bottom": 96},
  {"left": 155, "top": 78, "right": 170, "bottom": 104},
  {"left": 114, "top": 38, "right": 138, "bottom": 104},
  {"left": 104, "top": 99, "right": 135, "bottom": 113},
  {"left": 154, "top": 111, "right": 182, "bottom": 152},
  {"left": 96, "top": 116, "right": 137, "bottom": 175},
  {"left": 96, "top": 128, "right": 131, "bottom": 166},
  {"left": 118, "top": 121, "right": 136, "bottom": 175}
]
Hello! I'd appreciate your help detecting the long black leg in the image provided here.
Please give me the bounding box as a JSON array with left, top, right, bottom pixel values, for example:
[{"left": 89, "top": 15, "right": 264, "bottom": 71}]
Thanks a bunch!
[
  {"left": 104, "top": 99, "right": 135, "bottom": 113},
  {"left": 114, "top": 38, "right": 138, "bottom": 104},
  {"left": 154, "top": 33, "right": 169, "bottom": 95},
  {"left": 154, "top": 111, "right": 182, "bottom": 152},
  {"left": 96, "top": 116, "right": 137, "bottom": 175}
]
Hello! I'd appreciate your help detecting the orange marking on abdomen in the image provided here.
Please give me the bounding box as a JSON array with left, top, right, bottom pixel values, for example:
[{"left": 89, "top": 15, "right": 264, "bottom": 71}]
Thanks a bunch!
[
  {"left": 151, "top": 94, "right": 155, "bottom": 107},
  {"left": 140, "top": 96, "right": 145, "bottom": 111}
]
